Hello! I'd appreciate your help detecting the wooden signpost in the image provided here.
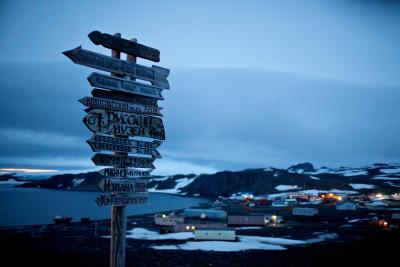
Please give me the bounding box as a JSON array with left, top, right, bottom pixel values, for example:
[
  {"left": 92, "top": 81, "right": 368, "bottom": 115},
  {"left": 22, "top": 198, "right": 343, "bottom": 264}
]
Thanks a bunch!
[
  {"left": 64, "top": 47, "right": 169, "bottom": 88},
  {"left": 92, "top": 88, "right": 158, "bottom": 106},
  {"left": 87, "top": 134, "right": 161, "bottom": 158},
  {"left": 95, "top": 193, "right": 149, "bottom": 207},
  {"left": 97, "top": 178, "right": 147, "bottom": 194},
  {"left": 91, "top": 153, "right": 155, "bottom": 169},
  {"left": 88, "top": 72, "right": 164, "bottom": 99},
  {"left": 99, "top": 168, "right": 152, "bottom": 179},
  {"left": 79, "top": 96, "right": 162, "bottom": 116},
  {"left": 88, "top": 31, "right": 160, "bottom": 62},
  {"left": 82, "top": 109, "right": 165, "bottom": 140},
  {"left": 64, "top": 31, "right": 169, "bottom": 267}
]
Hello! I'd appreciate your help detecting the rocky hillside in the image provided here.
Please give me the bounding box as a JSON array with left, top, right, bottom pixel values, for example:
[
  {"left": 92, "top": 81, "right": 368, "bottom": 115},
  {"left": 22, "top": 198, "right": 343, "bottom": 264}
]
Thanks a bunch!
[
  {"left": 182, "top": 163, "right": 400, "bottom": 197},
  {"left": 9, "top": 163, "right": 400, "bottom": 198}
]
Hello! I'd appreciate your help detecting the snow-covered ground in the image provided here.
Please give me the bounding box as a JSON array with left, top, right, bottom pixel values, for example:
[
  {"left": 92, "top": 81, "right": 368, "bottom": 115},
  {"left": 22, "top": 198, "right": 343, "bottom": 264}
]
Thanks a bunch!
[
  {"left": 365, "top": 200, "right": 388, "bottom": 207},
  {"left": 125, "top": 228, "right": 338, "bottom": 252},
  {"left": 148, "top": 176, "right": 197, "bottom": 194},
  {"left": 151, "top": 235, "right": 306, "bottom": 251},
  {"left": 371, "top": 176, "right": 400, "bottom": 180},
  {"left": 337, "top": 170, "right": 368, "bottom": 177},
  {"left": 72, "top": 178, "right": 84, "bottom": 187},
  {"left": 275, "top": 185, "right": 298, "bottom": 191},
  {"left": 349, "top": 183, "right": 375, "bottom": 189},
  {"left": 380, "top": 167, "right": 400, "bottom": 174},
  {"left": 126, "top": 228, "right": 193, "bottom": 240},
  {"left": 0, "top": 178, "right": 26, "bottom": 185},
  {"left": 305, "top": 233, "right": 338, "bottom": 243}
]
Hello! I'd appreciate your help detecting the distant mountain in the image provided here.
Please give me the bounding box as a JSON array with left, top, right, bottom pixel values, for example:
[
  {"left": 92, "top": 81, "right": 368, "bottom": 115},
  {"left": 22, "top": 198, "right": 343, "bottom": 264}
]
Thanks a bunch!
[{"left": 12, "top": 163, "right": 400, "bottom": 198}]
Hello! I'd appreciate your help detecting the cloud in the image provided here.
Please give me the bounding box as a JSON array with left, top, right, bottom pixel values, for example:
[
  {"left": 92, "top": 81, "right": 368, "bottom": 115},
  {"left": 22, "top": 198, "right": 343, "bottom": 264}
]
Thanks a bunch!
[
  {"left": 0, "top": 156, "right": 93, "bottom": 169},
  {"left": 153, "top": 158, "right": 218, "bottom": 176},
  {"left": 0, "top": 128, "right": 85, "bottom": 148},
  {"left": 0, "top": 63, "right": 399, "bottom": 173}
]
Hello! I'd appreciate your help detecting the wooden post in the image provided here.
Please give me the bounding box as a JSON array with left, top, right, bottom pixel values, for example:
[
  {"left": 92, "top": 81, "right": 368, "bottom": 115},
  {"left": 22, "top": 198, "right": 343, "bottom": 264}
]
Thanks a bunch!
[
  {"left": 110, "top": 33, "right": 127, "bottom": 267},
  {"left": 109, "top": 34, "right": 138, "bottom": 267}
]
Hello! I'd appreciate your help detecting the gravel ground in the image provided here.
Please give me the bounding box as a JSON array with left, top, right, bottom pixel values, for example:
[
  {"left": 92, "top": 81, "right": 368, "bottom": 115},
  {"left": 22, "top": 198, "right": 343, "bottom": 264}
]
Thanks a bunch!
[{"left": 1, "top": 209, "right": 399, "bottom": 267}]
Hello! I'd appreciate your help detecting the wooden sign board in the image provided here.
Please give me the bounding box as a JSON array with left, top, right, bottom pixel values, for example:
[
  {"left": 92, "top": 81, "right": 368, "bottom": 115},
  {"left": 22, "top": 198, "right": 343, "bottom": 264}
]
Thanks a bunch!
[
  {"left": 92, "top": 153, "right": 155, "bottom": 168},
  {"left": 90, "top": 134, "right": 161, "bottom": 149},
  {"left": 83, "top": 109, "right": 165, "bottom": 140},
  {"left": 64, "top": 47, "right": 169, "bottom": 89},
  {"left": 88, "top": 31, "right": 160, "bottom": 62},
  {"left": 95, "top": 193, "right": 149, "bottom": 207},
  {"left": 92, "top": 89, "right": 158, "bottom": 107},
  {"left": 99, "top": 168, "right": 152, "bottom": 178},
  {"left": 97, "top": 178, "right": 147, "bottom": 194},
  {"left": 88, "top": 73, "right": 163, "bottom": 100},
  {"left": 88, "top": 140, "right": 161, "bottom": 158},
  {"left": 87, "top": 134, "right": 161, "bottom": 158},
  {"left": 79, "top": 96, "right": 162, "bottom": 117}
]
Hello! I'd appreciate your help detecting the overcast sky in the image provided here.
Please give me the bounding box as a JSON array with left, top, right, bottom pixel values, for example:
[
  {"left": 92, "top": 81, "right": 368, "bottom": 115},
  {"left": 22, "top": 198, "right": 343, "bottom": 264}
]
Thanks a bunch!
[{"left": 0, "top": 0, "right": 399, "bottom": 175}]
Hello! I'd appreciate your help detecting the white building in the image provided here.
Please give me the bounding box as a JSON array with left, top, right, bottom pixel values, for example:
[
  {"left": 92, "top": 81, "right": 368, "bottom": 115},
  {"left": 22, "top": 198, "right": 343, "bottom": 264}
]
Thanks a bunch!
[{"left": 194, "top": 229, "right": 236, "bottom": 241}]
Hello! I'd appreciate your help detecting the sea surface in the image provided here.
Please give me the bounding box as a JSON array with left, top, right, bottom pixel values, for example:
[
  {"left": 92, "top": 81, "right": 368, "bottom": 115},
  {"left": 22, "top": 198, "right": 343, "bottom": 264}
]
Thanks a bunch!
[{"left": 0, "top": 185, "right": 207, "bottom": 227}]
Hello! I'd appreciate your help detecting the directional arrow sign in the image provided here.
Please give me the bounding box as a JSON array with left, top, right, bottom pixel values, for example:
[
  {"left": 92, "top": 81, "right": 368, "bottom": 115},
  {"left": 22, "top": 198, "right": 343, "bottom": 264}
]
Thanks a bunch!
[
  {"left": 88, "top": 31, "right": 160, "bottom": 62},
  {"left": 95, "top": 193, "right": 149, "bottom": 207},
  {"left": 83, "top": 109, "right": 165, "bottom": 140},
  {"left": 87, "top": 135, "right": 161, "bottom": 158},
  {"left": 63, "top": 47, "right": 169, "bottom": 88},
  {"left": 97, "top": 178, "right": 147, "bottom": 194},
  {"left": 79, "top": 96, "right": 162, "bottom": 117},
  {"left": 92, "top": 88, "right": 158, "bottom": 107},
  {"left": 88, "top": 73, "right": 163, "bottom": 100},
  {"left": 92, "top": 153, "right": 155, "bottom": 168},
  {"left": 91, "top": 134, "right": 161, "bottom": 149},
  {"left": 99, "top": 168, "right": 152, "bottom": 178}
]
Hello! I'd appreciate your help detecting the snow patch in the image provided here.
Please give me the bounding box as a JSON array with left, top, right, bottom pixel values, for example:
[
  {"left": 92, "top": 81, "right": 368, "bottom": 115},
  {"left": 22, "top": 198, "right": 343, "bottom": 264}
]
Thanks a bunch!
[
  {"left": 126, "top": 228, "right": 194, "bottom": 240},
  {"left": 380, "top": 168, "right": 400, "bottom": 174},
  {"left": 349, "top": 183, "right": 375, "bottom": 190},
  {"left": 366, "top": 201, "right": 388, "bottom": 207},
  {"left": 127, "top": 228, "right": 337, "bottom": 252},
  {"left": 151, "top": 176, "right": 171, "bottom": 182},
  {"left": 306, "top": 233, "right": 338, "bottom": 243},
  {"left": 151, "top": 235, "right": 306, "bottom": 252},
  {"left": 0, "top": 178, "right": 26, "bottom": 185},
  {"left": 372, "top": 176, "right": 400, "bottom": 180},
  {"left": 148, "top": 176, "right": 197, "bottom": 194},
  {"left": 72, "top": 178, "right": 84, "bottom": 187},
  {"left": 275, "top": 185, "right": 298, "bottom": 191},
  {"left": 338, "top": 170, "right": 368, "bottom": 177}
]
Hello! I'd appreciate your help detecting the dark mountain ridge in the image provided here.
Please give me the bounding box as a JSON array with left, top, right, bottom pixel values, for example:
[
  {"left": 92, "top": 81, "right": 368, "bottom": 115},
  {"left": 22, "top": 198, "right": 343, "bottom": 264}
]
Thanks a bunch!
[{"left": 6, "top": 162, "right": 400, "bottom": 198}]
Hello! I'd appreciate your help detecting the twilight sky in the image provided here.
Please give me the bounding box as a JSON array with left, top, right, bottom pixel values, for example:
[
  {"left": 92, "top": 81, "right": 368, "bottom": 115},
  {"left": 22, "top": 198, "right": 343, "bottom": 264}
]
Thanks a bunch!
[{"left": 0, "top": 0, "right": 399, "bottom": 175}]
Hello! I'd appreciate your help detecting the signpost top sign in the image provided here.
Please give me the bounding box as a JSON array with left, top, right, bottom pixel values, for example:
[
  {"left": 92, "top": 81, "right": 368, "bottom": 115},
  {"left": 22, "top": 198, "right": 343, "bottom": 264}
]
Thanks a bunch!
[
  {"left": 88, "top": 31, "right": 160, "bottom": 62},
  {"left": 63, "top": 47, "right": 169, "bottom": 89}
]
